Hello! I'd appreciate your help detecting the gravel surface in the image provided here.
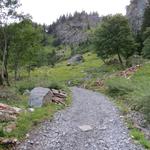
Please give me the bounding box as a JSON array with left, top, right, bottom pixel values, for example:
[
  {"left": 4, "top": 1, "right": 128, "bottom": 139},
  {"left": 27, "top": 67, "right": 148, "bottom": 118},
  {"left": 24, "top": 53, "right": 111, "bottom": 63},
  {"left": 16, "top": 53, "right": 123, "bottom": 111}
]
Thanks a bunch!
[{"left": 16, "top": 87, "right": 144, "bottom": 150}]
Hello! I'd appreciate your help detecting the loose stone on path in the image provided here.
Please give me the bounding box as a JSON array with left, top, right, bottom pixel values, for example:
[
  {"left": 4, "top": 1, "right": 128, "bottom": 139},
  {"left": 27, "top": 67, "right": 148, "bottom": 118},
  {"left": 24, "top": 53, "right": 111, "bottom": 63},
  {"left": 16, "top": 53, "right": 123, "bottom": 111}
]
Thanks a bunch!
[{"left": 78, "top": 125, "right": 93, "bottom": 132}]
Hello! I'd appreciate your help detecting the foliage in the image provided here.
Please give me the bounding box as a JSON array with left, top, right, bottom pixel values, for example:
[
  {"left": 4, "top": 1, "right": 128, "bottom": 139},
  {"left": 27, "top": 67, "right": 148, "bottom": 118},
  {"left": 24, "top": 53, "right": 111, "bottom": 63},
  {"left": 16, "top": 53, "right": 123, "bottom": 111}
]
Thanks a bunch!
[
  {"left": 106, "top": 77, "right": 134, "bottom": 97},
  {"left": 141, "top": 1, "right": 150, "bottom": 57},
  {"left": 93, "top": 14, "right": 136, "bottom": 66},
  {"left": 5, "top": 92, "right": 71, "bottom": 140},
  {"left": 143, "top": 37, "right": 150, "bottom": 58},
  {"left": 0, "top": 0, "right": 25, "bottom": 85},
  {"left": 142, "top": 27, "right": 150, "bottom": 58},
  {"left": 0, "top": 0, "right": 21, "bottom": 26},
  {"left": 142, "top": 3, "right": 150, "bottom": 33},
  {"left": 141, "top": 95, "right": 150, "bottom": 122},
  {"left": 47, "top": 49, "right": 57, "bottom": 66},
  {"left": 8, "top": 20, "right": 43, "bottom": 79},
  {"left": 130, "top": 129, "right": 150, "bottom": 149},
  {"left": 103, "top": 63, "right": 150, "bottom": 123},
  {"left": 7, "top": 52, "right": 102, "bottom": 95}
]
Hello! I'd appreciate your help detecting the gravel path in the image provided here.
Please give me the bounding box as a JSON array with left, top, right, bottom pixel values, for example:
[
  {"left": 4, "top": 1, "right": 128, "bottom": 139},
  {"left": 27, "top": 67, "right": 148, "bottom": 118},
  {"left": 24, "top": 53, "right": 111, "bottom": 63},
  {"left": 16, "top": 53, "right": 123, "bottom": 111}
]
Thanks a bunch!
[{"left": 16, "top": 87, "right": 143, "bottom": 150}]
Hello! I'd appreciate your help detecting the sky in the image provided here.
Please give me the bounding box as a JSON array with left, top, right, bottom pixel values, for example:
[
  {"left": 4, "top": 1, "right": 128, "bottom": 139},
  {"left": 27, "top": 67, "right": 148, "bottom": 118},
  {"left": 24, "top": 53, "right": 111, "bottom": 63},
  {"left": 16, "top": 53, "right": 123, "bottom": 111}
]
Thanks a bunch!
[{"left": 19, "top": 0, "right": 131, "bottom": 25}]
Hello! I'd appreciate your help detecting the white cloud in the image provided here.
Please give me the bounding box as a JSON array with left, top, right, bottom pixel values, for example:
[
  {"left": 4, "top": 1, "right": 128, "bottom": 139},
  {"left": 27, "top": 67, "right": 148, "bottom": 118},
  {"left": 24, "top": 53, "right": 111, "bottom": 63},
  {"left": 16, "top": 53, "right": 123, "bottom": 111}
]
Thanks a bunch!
[{"left": 19, "top": 0, "right": 130, "bottom": 25}]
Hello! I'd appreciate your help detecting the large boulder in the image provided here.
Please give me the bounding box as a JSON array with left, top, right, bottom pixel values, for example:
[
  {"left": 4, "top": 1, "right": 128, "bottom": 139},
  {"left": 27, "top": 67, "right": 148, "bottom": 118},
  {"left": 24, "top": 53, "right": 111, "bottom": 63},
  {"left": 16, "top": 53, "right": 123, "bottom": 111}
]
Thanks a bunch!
[
  {"left": 28, "top": 87, "right": 53, "bottom": 108},
  {"left": 67, "top": 54, "right": 84, "bottom": 65}
]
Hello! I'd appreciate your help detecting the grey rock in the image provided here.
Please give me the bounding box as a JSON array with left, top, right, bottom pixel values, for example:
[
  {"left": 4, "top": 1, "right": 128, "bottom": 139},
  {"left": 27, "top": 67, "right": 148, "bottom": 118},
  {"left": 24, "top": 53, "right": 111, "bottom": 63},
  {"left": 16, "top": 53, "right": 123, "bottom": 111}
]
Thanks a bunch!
[
  {"left": 78, "top": 125, "right": 93, "bottom": 132},
  {"left": 48, "top": 12, "right": 101, "bottom": 45},
  {"left": 28, "top": 108, "right": 35, "bottom": 112},
  {"left": 67, "top": 54, "right": 84, "bottom": 65},
  {"left": 28, "top": 87, "right": 53, "bottom": 108},
  {"left": 23, "top": 90, "right": 30, "bottom": 96},
  {"left": 126, "top": 0, "right": 149, "bottom": 34}
]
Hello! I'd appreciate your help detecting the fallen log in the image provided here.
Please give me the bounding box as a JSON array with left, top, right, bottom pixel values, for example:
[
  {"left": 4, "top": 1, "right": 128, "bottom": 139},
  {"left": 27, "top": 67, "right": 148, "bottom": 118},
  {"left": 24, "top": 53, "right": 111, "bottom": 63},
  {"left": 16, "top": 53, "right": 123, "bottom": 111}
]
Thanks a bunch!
[
  {"left": 0, "top": 103, "right": 21, "bottom": 114},
  {"left": 0, "top": 112, "right": 17, "bottom": 121},
  {"left": 52, "top": 89, "right": 67, "bottom": 98},
  {"left": 0, "top": 137, "right": 17, "bottom": 145},
  {"left": 52, "top": 97, "right": 66, "bottom": 106}
]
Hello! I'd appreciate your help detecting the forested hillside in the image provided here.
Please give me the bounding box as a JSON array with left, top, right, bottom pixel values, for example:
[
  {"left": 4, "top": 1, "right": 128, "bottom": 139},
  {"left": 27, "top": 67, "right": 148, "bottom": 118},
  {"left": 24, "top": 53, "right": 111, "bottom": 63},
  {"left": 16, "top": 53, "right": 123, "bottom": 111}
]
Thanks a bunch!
[{"left": 0, "top": 0, "right": 150, "bottom": 149}]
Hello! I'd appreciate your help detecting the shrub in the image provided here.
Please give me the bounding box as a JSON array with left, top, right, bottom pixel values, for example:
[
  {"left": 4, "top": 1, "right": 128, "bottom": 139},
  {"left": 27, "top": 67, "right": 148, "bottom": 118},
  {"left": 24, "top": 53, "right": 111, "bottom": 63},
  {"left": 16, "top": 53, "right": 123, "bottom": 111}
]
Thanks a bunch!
[
  {"left": 15, "top": 80, "right": 35, "bottom": 94},
  {"left": 106, "top": 77, "right": 134, "bottom": 97},
  {"left": 15, "top": 77, "right": 67, "bottom": 94},
  {"left": 140, "top": 95, "right": 150, "bottom": 122},
  {"left": 46, "top": 80, "right": 65, "bottom": 90},
  {"left": 0, "top": 128, "right": 5, "bottom": 137}
]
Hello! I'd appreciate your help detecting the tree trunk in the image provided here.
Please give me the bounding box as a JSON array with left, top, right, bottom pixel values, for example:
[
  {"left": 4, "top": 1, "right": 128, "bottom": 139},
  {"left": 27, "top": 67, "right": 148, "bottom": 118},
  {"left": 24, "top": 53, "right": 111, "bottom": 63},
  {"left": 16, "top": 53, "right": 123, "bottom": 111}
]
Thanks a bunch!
[
  {"left": 27, "top": 65, "right": 31, "bottom": 78},
  {"left": 14, "top": 66, "right": 18, "bottom": 81},
  {"left": 0, "top": 75, "right": 3, "bottom": 85},
  {"left": 117, "top": 49, "right": 124, "bottom": 69},
  {"left": 14, "top": 60, "right": 19, "bottom": 80},
  {"left": 101, "top": 58, "right": 106, "bottom": 64},
  {"left": 1, "top": 27, "right": 10, "bottom": 86}
]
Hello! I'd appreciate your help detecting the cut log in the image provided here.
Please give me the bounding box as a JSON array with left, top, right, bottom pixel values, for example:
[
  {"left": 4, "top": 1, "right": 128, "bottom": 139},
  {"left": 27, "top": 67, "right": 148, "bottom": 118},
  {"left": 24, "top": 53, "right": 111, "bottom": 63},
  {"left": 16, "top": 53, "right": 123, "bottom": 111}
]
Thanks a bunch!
[
  {"left": 0, "top": 112, "right": 17, "bottom": 121},
  {"left": 52, "top": 89, "right": 67, "bottom": 98},
  {"left": 52, "top": 97, "right": 66, "bottom": 106},
  {"left": 0, "top": 137, "right": 17, "bottom": 145},
  {"left": 0, "top": 103, "right": 21, "bottom": 114}
]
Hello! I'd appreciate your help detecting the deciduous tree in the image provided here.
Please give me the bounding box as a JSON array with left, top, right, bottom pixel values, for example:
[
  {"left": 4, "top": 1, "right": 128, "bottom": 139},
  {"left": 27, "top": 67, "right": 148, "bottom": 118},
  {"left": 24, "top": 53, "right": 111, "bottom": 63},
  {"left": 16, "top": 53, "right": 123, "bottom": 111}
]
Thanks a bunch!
[{"left": 93, "top": 14, "right": 136, "bottom": 67}]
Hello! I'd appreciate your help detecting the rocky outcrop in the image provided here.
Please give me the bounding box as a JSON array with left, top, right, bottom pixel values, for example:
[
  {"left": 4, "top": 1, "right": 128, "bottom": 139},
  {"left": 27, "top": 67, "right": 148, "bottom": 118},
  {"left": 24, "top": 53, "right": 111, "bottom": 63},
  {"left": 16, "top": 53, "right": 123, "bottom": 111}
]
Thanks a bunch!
[
  {"left": 126, "top": 0, "right": 149, "bottom": 33},
  {"left": 48, "top": 11, "right": 101, "bottom": 45}
]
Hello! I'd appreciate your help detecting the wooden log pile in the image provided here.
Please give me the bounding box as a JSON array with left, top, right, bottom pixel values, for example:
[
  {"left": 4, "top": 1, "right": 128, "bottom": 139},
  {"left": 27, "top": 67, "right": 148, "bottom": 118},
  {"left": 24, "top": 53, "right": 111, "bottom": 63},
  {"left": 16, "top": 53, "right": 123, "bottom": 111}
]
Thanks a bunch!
[
  {"left": 51, "top": 89, "right": 67, "bottom": 105},
  {"left": 0, "top": 137, "right": 18, "bottom": 145},
  {"left": 117, "top": 65, "right": 141, "bottom": 78},
  {"left": 0, "top": 103, "right": 22, "bottom": 121},
  {"left": 0, "top": 104, "right": 20, "bottom": 145},
  {"left": 94, "top": 79, "right": 104, "bottom": 87}
]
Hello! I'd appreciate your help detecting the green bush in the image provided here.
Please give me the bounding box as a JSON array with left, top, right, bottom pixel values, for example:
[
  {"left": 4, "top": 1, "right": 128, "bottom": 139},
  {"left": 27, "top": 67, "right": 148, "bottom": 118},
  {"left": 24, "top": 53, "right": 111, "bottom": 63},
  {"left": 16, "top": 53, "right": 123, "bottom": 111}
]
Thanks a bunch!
[
  {"left": 140, "top": 95, "right": 150, "bottom": 122},
  {"left": 106, "top": 77, "right": 134, "bottom": 97},
  {"left": 0, "top": 128, "right": 5, "bottom": 137},
  {"left": 130, "top": 128, "right": 150, "bottom": 149},
  {"left": 46, "top": 80, "right": 65, "bottom": 90},
  {"left": 15, "top": 78, "right": 66, "bottom": 94},
  {"left": 15, "top": 80, "right": 35, "bottom": 94}
]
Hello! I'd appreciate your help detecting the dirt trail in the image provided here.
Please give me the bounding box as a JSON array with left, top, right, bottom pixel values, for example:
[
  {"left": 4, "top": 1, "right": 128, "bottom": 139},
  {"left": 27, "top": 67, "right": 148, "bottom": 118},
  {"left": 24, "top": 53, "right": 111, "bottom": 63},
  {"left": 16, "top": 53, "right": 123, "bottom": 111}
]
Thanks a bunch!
[{"left": 16, "top": 87, "right": 143, "bottom": 150}]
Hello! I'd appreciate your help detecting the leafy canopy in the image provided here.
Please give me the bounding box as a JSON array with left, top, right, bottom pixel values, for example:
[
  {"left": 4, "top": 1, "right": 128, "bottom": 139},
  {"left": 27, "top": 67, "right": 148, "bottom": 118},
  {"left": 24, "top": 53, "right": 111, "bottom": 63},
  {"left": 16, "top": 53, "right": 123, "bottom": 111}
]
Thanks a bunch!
[
  {"left": 142, "top": 27, "right": 150, "bottom": 58},
  {"left": 93, "top": 14, "right": 136, "bottom": 65}
]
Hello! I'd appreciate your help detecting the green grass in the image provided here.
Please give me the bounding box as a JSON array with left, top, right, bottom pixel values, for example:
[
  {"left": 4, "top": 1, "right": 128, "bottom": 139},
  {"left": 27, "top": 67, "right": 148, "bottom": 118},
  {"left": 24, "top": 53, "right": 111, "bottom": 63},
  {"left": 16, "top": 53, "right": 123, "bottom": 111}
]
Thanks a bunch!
[
  {"left": 0, "top": 89, "right": 71, "bottom": 149},
  {"left": 12, "top": 52, "right": 103, "bottom": 88},
  {"left": 97, "top": 63, "right": 150, "bottom": 149},
  {"left": 6, "top": 97, "right": 71, "bottom": 139},
  {"left": 130, "top": 129, "right": 150, "bottom": 149},
  {"left": 0, "top": 52, "right": 102, "bottom": 149},
  {"left": 1, "top": 52, "right": 150, "bottom": 149},
  {"left": 103, "top": 63, "right": 150, "bottom": 120},
  {"left": 31, "top": 52, "right": 103, "bottom": 82}
]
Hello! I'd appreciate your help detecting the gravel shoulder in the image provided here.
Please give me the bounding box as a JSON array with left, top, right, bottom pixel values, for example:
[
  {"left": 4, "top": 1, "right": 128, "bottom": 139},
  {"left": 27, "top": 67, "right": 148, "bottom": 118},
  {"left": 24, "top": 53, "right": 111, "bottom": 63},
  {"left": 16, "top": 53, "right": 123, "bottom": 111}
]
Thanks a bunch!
[{"left": 16, "top": 87, "right": 144, "bottom": 150}]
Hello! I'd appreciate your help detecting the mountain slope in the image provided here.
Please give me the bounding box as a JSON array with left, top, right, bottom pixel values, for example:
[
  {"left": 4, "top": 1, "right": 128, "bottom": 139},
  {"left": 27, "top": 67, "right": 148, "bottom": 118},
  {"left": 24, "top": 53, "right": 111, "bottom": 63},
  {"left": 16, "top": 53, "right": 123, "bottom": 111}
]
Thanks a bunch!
[
  {"left": 126, "top": 0, "right": 149, "bottom": 33},
  {"left": 48, "top": 11, "right": 101, "bottom": 45}
]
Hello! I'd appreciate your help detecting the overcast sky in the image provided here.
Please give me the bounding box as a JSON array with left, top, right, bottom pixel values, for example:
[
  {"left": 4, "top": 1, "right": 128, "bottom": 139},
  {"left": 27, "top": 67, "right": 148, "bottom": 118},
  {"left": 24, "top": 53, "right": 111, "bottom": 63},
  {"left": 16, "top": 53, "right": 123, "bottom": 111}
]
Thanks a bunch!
[{"left": 19, "top": 0, "right": 131, "bottom": 25}]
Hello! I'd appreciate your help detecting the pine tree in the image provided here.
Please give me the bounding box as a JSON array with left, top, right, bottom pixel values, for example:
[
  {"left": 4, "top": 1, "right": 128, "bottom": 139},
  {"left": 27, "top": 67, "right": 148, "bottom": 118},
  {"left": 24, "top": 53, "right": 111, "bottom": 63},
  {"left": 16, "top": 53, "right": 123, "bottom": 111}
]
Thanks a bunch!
[{"left": 142, "top": 1, "right": 150, "bottom": 32}]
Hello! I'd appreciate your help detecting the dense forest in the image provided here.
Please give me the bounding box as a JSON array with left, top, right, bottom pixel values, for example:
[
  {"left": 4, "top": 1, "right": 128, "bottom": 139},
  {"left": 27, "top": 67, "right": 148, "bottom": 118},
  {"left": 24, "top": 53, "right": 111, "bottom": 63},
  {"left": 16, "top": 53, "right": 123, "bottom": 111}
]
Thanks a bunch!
[{"left": 1, "top": 0, "right": 150, "bottom": 149}]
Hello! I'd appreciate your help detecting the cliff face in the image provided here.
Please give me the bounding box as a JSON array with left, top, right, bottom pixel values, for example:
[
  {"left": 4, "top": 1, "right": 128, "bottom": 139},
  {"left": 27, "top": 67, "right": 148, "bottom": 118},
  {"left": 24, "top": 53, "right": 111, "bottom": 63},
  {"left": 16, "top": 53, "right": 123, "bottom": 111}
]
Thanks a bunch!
[
  {"left": 48, "top": 11, "right": 101, "bottom": 45},
  {"left": 126, "top": 0, "right": 149, "bottom": 33}
]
